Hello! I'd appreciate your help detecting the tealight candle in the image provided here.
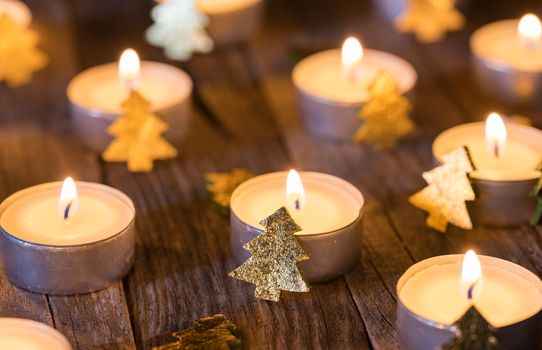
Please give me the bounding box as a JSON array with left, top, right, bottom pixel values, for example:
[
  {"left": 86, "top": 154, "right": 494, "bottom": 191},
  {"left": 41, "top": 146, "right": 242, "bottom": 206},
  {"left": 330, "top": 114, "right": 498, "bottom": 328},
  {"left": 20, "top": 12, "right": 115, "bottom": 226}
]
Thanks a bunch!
[
  {"left": 397, "top": 252, "right": 542, "bottom": 350},
  {"left": 67, "top": 49, "right": 192, "bottom": 152},
  {"left": 0, "top": 178, "right": 135, "bottom": 294},
  {"left": 471, "top": 14, "right": 542, "bottom": 104},
  {"left": 197, "top": 0, "right": 264, "bottom": 46},
  {"left": 0, "top": 0, "right": 31, "bottom": 26},
  {"left": 433, "top": 113, "right": 542, "bottom": 226},
  {"left": 292, "top": 37, "right": 417, "bottom": 140},
  {"left": 0, "top": 318, "right": 72, "bottom": 350},
  {"left": 230, "top": 170, "right": 364, "bottom": 283}
]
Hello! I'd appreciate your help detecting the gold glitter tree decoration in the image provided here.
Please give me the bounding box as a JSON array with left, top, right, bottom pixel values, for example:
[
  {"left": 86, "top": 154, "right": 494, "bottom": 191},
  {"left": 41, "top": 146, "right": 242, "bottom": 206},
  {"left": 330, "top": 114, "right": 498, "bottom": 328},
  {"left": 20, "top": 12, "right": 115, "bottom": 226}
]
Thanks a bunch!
[
  {"left": 102, "top": 90, "right": 177, "bottom": 172},
  {"left": 229, "top": 207, "right": 310, "bottom": 302},
  {"left": 395, "top": 0, "right": 465, "bottom": 43},
  {"left": 439, "top": 307, "right": 500, "bottom": 350},
  {"left": 353, "top": 71, "right": 415, "bottom": 150},
  {"left": 205, "top": 169, "right": 254, "bottom": 210},
  {"left": 153, "top": 314, "right": 241, "bottom": 350},
  {"left": 409, "top": 146, "right": 476, "bottom": 232},
  {"left": 0, "top": 14, "right": 47, "bottom": 87}
]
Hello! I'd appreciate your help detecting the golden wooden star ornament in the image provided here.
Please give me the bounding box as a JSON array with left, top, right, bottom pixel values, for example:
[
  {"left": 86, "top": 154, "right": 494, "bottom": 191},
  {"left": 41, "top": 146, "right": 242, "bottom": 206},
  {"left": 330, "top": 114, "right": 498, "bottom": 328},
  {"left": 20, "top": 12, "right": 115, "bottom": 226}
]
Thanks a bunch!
[
  {"left": 395, "top": 0, "right": 465, "bottom": 43},
  {"left": 409, "top": 146, "right": 476, "bottom": 232},
  {"left": 102, "top": 90, "right": 178, "bottom": 172},
  {"left": 353, "top": 71, "right": 415, "bottom": 150},
  {"left": 0, "top": 14, "right": 48, "bottom": 87},
  {"left": 205, "top": 169, "right": 254, "bottom": 210},
  {"left": 229, "top": 207, "right": 310, "bottom": 302}
]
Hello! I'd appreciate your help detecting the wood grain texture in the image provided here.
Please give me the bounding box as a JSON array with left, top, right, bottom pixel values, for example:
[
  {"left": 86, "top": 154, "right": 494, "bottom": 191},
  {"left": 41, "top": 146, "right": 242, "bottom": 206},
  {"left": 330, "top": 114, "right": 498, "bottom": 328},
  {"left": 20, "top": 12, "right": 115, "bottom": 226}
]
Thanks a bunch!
[{"left": 0, "top": 0, "right": 541, "bottom": 349}]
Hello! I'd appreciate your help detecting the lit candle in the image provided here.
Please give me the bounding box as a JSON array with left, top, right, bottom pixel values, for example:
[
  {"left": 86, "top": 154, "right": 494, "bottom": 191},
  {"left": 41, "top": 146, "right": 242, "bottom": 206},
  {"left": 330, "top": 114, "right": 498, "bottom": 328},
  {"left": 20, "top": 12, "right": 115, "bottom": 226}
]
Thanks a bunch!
[
  {"left": 230, "top": 171, "right": 364, "bottom": 282},
  {"left": 432, "top": 116, "right": 542, "bottom": 225},
  {"left": 118, "top": 48, "right": 140, "bottom": 91},
  {"left": 470, "top": 13, "right": 542, "bottom": 104},
  {"left": 196, "top": 0, "right": 264, "bottom": 46},
  {"left": 397, "top": 253, "right": 542, "bottom": 350},
  {"left": 518, "top": 14, "right": 542, "bottom": 51},
  {"left": 0, "top": 318, "right": 72, "bottom": 350},
  {"left": 0, "top": 179, "right": 135, "bottom": 294},
  {"left": 292, "top": 37, "right": 417, "bottom": 140},
  {"left": 0, "top": 0, "right": 32, "bottom": 26},
  {"left": 341, "top": 36, "right": 363, "bottom": 82},
  {"left": 67, "top": 48, "right": 192, "bottom": 151}
]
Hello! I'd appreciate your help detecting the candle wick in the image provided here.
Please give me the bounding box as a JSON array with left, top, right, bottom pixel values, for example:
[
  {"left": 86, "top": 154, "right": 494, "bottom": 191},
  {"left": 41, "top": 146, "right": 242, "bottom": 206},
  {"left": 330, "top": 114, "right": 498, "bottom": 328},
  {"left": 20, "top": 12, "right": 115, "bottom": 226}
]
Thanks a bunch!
[
  {"left": 64, "top": 202, "right": 72, "bottom": 221},
  {"left": 467, "top": 280, "right": 479, "bottom": 300},
  {"left": 493, "top": 142, "right": 500, "bottom": 159},
  {"left": 295, "top": 198, "right": 300, "bottom": 210}
]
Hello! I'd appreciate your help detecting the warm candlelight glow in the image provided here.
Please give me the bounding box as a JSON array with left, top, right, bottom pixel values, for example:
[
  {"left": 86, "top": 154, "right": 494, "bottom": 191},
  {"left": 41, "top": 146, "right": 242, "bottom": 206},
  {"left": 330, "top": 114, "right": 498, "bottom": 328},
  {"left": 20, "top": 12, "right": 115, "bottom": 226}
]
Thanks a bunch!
[
  {"left": 286, "top": 169, "right": 306, "bottom": 210},
  {"left": 118, "top": 48, "right": 141, "bottom": 90},
  {"left": 341, "top": 37, "right": 363, "bottom": 82},
  {"left": 518, "top": 14, "right": 542, "bottom": 50},
  {"left": 460, "top": 250, "right": 482, "bottom": 300},
  {"left": 58, "top": 177, "right": 79, "bottom": 221},
  {"left": 485, "top": 112, "right": 507, "bottom": 158}
]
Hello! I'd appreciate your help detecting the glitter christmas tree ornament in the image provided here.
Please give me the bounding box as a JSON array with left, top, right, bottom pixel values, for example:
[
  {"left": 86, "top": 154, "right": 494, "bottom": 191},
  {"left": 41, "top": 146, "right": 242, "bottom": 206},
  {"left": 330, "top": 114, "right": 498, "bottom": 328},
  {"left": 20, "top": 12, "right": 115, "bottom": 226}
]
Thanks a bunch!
[
  {"left": 102, "top": 90, "right": 178, "bottom": 172},
  {"left": 409, "top": 146, "right": 475, "bottom": 232},
  {"left": 395, "top": 0, "right": 465, "bottom": 43},
  {"left": 353, "top": 71, "right": 415, "bottom": 150},
  {"left": 146, "top": 0, "right": 213, "bottom": 61},
  {"left": 229, "top": 207, "right": 310, "bottom": 302},
  {"left": 0, "top": 14, "right": 47, "bottom": 87}
]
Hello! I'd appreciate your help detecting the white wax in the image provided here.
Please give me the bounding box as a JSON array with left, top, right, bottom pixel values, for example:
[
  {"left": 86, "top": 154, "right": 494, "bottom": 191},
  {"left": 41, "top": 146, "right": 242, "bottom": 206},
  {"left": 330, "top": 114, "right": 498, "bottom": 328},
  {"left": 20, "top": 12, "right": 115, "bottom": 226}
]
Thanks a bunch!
[
  {"left": 433, "top": 122, "right": 542, "bottom": 181},
  {"left": 398, "top": 256, "right": 542, "bottom": 327},
  {"left": 67, "top": 61, "right": 192, "bottom": 115},
  {"left": 292, "top": 49, "right": 417, "bottom": 104},
  {"left": 471, "top": 19, "right": 542, "bottom": 72},
  {"left": 0, "top": 318, "right": 72, "bottom": 350},
  {"left": 0, "top": 0, "right": 32, "bottom": 27},
  {"left": 230, "top": 172, "right": 364, "bottom": 235},
  {"left": 0, "top": 182, "right": 134, "bottom": 246},
  {"left": 197, "top": 0, "right": 261, "bottom": 14}
]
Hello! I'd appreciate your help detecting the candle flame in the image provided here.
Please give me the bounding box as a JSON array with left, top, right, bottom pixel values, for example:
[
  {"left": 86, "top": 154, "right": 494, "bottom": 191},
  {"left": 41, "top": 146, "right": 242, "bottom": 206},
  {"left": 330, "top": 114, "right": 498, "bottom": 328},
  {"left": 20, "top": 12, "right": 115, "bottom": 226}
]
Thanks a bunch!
[
  {"left": 341, "top": 37, "right": 363, "bottom": 82},
  {"left": 118, "top": 48, "right": 140, "bottom": 91},
  {"left": 518, "top": 14, "right": 542, "bottom": 50},
  {"left": 58, "top": 177, "right": 79, "bottom": 221},
  {"left": 286, "top": 169, "right": 306, "bottom": 211},
  {"left": 460, "top": 250, "right": 482, "bottom": 300},
  {"left": 485, "top": 112, "right": 507, "bottom": 159}
]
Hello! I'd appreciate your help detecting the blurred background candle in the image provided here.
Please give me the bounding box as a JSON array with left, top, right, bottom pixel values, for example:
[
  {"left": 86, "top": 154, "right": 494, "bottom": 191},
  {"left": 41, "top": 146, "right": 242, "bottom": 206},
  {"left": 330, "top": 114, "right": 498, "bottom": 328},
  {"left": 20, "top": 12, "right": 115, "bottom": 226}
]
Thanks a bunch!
[
  {"left": 230, "top": 170, "right": 364, "bottom": 282},
  {"left": 0, "top": 179, "right": 135, "bottom": 294},
  {"left": 293, "top": 36, "right": 417, "bottom": 140},
  {"left": 0, "top": 318, "right": 72, "bottom": 350},
  {"left": 0, "top": 0, "right": 31, "bottom": 26},
  {"left": 197, "top": 0, "right": 264, "bottom": 46},
  {"left": 397, "top": 252, "right": 542, "bottom": 350},
  {"left": 433, "top": 113, "right": 542, "bottom": 225},
  {"left": 471, "top": 14, "right": 542, "bottom": 105},
  {"left": 67, "top": 48, "right": 192, "bottom": 152}
]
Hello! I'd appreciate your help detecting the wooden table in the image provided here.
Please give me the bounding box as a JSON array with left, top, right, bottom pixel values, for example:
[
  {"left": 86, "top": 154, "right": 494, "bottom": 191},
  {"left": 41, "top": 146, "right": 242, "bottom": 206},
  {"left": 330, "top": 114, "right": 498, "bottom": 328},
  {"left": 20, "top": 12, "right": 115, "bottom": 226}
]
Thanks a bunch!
[{"left": 1, "top": 0, "right": 542, "bottom": 348}]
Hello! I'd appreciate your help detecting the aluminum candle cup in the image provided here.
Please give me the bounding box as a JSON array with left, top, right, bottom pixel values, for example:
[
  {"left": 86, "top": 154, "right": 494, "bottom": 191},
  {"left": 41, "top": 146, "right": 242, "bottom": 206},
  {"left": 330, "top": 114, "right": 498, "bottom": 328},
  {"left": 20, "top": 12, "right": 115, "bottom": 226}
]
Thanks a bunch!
[
  {"left": 230, "top": 171, "right": 364, "bottom": 283},
  {"left": 396, "top": 255, "right": 542, "bottom": 350},
  {"left": 0, "top": 318, "right": 72, "bottom": 350},
  {"left": 199, "top": 0, "right": 264, "bottom": 46},
  {"left": 0, "top": 181, "right": 135, "bottom": 295},
  {"left": 67, "top": 61, "right": 192, "bottom": 152},
  {"left": 470, "top": 18, "right": 542, "bottom": 105},
  {"left": 292, "top": 47, "right": 417, "bottom": 141},
  {"left": 433, "top": 121, "right": 542, "bottom": 226}
]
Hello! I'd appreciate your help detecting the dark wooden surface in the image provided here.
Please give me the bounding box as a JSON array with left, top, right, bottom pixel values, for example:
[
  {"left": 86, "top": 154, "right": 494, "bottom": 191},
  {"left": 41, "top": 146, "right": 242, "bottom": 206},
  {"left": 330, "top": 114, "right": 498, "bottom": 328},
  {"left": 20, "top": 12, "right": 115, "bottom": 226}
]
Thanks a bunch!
[{"left": 1, "top": 0, "right": 542, "bottom": 349}]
